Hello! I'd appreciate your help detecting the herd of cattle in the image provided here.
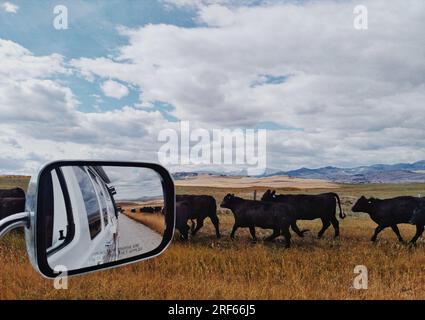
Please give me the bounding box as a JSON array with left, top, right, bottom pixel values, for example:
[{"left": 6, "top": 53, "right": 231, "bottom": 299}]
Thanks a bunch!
[
  {"left": 127, "top": 206, "right": 163, "bottom": 214},
  {"left": 176, "top": 190, "right": 425, "bottom": 248},
  {"left": 1, "top": 187, "right": 425, "bottom": 248}
]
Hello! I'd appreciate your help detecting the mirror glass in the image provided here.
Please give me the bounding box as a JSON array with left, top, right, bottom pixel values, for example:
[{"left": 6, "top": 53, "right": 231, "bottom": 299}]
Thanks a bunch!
[{"left": 42, "top": 165, "right": 166, "bottom": 271}]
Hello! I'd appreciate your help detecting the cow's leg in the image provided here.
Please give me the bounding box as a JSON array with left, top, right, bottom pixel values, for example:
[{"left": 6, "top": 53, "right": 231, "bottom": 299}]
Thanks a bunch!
[
  {"left": 330, "top": 216, "right": 340, "bottom": 238},
  {"left": 190, "top": 219, "right": 196, "bottom": 233},
  {"left": 265, "top": 229, "right": 280, "bottom": 242},
  {"left": 180, "top": 225, "right": 189, "bottom": 241},
  {"left": 318, "top": 219, "right": 331, "bottom": 239},
  {"left": 191, "top": 218, "right": 205, "bottom": 236},
  {"left": 371, "top": 225, "right": 385, "bottom": 242},
  {"left": 291, "top": 222, "right": 309, "bottom": 238},
  {"left": 230, "top": 224, "right": 238, "bottom": 240},
  {"left": 281, "top": 225, "right": 292, "bottom": 248},
  {"left": 410, "top": 224, "right": 424, "bottom": 245},
  {"left": 249, "top": 226, "right": 257, "bottom": 242},
  {"left": 210, "top": 214, "right": 221, "bottom": 239},
  {"left": 390, "top": 225, "right": 404, "bottom": 243},
  {"left": 178, "top": 224, "right": 190, "bottom": 241}
]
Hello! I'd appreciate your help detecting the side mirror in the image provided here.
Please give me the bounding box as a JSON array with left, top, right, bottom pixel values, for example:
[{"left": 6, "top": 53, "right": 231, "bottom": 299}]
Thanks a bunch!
[{"left": 0, "top": 161, "right": 175, "bottom": 278}]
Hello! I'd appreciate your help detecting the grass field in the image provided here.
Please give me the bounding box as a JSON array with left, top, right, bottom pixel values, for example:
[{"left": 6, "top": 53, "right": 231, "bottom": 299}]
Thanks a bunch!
[
  {"left": 0, "top": 176, "right": 31, "bottom": 191},
  {"left": 1, "top": 176, "right": 425, "bottom": 300}
]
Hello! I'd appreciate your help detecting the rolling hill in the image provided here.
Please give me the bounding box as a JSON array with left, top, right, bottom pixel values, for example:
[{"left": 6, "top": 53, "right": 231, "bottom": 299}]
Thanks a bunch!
[{"left": 172, "top": 161, "right": 425, "bottom": 184}]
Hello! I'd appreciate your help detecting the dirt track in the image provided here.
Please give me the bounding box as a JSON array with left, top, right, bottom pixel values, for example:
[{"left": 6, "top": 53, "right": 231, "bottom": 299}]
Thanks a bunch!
[{"left": 118, "top": 214, "right": 162, "bottom": 259}]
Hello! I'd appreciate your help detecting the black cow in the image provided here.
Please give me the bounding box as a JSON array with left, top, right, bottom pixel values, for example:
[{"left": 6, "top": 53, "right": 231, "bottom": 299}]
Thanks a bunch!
[
  {"left": 262, "top": 190, "right": 346, "bottom": 238},
  {"left": 175, "top": 201, "right": 191, "bottom": 240},
  {"left": 220, "top": 194, "right": 301, "bottom": 248},
  {"left": 0, "top": 197, "right": 26, "bottom": 220},
  {"left": 176, "top": 195, "right": 220, "bottom": 238},
  {"left": 0, "top": 188, "right": 25, "bottom": 199},
  {"left": 411, "top": 202, "right": 425, "bottom": 244},
  {"left": 352, "top": 196, "right": 425, "bottom": 244},
  {"left": 140, "top": 207, "right": 155, "bottom": 213}
]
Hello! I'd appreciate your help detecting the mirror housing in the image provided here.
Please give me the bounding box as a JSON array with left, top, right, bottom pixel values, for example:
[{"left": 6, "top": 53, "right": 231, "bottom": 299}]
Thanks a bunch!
[{"left": 0, "top": 160, "right": 175, "bottom": 278}]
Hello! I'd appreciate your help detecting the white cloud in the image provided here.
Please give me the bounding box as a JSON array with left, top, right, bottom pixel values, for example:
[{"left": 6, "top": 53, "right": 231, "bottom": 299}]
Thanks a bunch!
[
  {"left": 0, "top": 79, "right": 77, "bottom": 122},
  {"left": 163, "top": 0, "right": 265, "bottom": 9},
  {"left": 69, "top": 0, "right": 425, "bottom": 169},
  {"left": 100, "top": 79, "right": 130, "bottom": 99},
  {"left": 1, "top": 1, "right": 18, "bottom": 13},
  {"left": 0, "top": 40, "right": 74, "bottom": 123},
  {"left": 0, "top": 40, "right": 67, "bottom": 80},
  {"left": 198, "top": 4, "right": 235, "bottom": 26},
  {"left": 0, "top": 39, "right": 173, "bottom": 174}
]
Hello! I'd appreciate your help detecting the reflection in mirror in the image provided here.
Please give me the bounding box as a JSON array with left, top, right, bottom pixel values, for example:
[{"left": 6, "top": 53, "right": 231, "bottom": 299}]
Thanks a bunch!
[{"left": 45, "top": 166, "right": 165, "bottom": 271}]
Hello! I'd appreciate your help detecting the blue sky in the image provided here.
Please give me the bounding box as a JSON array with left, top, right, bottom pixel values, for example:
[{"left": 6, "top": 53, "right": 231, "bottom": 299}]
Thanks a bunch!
[
  {"left": 0, "top": 1, "right": 197, "bottom": 114},
  {"left": 0, "top": 1, "right": 195, "bottom": 57}
]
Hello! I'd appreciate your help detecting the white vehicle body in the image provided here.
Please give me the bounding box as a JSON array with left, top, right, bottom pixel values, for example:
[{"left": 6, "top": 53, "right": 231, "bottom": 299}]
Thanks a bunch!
[{"left": 47, "top": 166, "right": 119, "bottom": 270}]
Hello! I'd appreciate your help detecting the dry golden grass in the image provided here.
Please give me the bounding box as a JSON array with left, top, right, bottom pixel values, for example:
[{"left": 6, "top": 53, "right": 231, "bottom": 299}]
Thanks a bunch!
[
  {"left": 124, "top": 212, "right": 165, "bottom": 236},
  {"left": 1, "top": 176, "right": 425, "bottom": 299},
  {"left": 1, "top": 216, "right": 425, "bottom": 300},
  {"left": 175, "top": 174, "right": 338, "bottom": 189},
  {"left": 0, "top": 175, "right": 30, "bottom": 191}
]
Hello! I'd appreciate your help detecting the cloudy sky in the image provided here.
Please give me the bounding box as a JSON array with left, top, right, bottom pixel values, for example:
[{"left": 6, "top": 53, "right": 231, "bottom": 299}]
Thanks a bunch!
[
  {"left": 0, "top": 0, "right": 424, "bottom": 175},
  {"left": 104, "top": 166, "right": 164, "bottom": 200}
]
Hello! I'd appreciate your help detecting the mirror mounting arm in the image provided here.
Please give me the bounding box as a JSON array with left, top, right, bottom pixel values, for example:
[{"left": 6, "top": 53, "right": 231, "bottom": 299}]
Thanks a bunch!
[{"left": 0, "top": 212, "right": 30, "bottom": 240}]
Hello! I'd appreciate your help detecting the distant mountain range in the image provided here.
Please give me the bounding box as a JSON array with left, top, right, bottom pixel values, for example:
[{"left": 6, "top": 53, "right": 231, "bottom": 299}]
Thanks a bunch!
[
  {"left": 172, "top": 161, "right": 425, "bottom": 184},
  {"left": 275, "top": 160, "right": 425, "bottom": 184}
]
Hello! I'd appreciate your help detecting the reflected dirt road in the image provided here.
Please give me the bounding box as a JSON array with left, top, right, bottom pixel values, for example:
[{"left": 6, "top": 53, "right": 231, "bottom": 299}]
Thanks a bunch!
[{"left": 118, "top": 214, "right": 162, "bottom": 259}]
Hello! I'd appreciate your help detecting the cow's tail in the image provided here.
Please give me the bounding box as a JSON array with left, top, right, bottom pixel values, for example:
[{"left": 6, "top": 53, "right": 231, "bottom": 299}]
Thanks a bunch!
[{"left": 332, "top": 193, "right": 346, "bottom": 219}]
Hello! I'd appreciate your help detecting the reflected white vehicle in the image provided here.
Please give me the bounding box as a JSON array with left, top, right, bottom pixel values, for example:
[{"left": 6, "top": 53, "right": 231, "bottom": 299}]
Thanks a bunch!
[
  {"left": 0, "top": 160, "right": 175, "bottom": 278},
  {"left": 47, "top": 166, "right": 119, "bottom": 270}
]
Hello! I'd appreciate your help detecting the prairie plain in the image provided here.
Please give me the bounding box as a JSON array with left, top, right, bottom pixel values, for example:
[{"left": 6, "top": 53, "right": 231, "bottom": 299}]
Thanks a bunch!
[{"left": 1, "top": 175, "right": 425, "bottom": 300}]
